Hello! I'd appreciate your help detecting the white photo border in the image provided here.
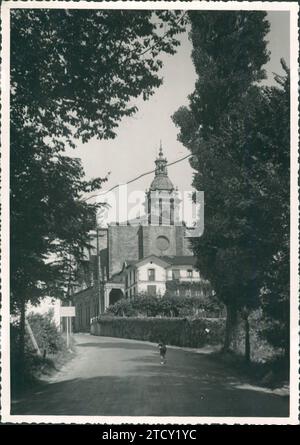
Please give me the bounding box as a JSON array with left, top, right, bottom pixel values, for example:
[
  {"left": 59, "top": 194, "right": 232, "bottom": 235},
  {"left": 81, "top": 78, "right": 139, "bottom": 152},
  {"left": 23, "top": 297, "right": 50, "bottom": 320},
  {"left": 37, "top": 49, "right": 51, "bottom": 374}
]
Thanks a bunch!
[{"left": 1, "top": 0, "right": 299, "bottom": 425}]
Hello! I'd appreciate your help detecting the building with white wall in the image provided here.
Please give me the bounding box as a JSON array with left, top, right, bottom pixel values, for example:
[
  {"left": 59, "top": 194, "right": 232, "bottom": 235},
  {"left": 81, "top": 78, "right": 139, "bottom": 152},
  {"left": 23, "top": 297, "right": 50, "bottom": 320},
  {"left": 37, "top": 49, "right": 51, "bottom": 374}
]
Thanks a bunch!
[{"left": 123, "top": 255, "right": 201, "bottom": 298}]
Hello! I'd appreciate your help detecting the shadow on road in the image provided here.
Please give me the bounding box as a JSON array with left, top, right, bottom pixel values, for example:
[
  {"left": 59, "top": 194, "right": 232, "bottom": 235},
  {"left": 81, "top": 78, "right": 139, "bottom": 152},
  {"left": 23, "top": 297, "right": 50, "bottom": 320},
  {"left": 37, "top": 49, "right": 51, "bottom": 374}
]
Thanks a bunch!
[
  {"left": 12, "top": 344, "right": 289, "bottom": 417},
  {"left": 11, "top": 371, "right": 289, "bottom": 417}
]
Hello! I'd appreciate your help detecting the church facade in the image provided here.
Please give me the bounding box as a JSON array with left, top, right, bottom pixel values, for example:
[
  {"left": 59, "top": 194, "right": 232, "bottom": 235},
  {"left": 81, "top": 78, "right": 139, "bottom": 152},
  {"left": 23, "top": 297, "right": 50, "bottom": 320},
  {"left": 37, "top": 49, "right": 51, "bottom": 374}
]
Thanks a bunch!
[{"left": 73, "top": 145, "right": 203, "bottom": 332}]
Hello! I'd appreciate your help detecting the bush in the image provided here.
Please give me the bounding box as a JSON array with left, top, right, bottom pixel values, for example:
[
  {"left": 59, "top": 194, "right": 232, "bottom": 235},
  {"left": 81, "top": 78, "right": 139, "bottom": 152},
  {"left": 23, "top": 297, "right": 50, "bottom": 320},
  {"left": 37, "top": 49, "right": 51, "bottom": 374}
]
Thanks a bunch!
[
  {"left": 235, "top": 309, "right": 284, "bottom": 363},
  {"left": 11, "top": 309, "right": 67, "bottom": 394},
  {"left": 105, "top": 293, "right": 224, "bottom": 318},
  {"left": 26, "top": 309, "right": 66, "bottom": 356},
  {"left": 91, "top": 316, "right": 225, "bottom": 348}
]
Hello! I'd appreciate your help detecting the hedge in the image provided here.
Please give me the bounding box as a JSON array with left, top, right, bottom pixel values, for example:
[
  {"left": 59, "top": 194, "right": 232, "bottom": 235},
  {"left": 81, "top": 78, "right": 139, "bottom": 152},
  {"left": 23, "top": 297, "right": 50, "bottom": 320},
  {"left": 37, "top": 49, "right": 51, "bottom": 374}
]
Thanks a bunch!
[{"left": 91, "top": 316, "right": 225, "bottom": 348}]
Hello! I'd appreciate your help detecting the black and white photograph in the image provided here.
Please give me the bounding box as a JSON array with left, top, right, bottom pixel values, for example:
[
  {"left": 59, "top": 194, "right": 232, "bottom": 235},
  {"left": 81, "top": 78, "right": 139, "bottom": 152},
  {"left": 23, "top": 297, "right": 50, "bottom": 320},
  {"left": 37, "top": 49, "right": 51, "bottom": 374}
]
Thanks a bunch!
[{"left": 0, "top": 1, "right": 299, "bottom": 425}]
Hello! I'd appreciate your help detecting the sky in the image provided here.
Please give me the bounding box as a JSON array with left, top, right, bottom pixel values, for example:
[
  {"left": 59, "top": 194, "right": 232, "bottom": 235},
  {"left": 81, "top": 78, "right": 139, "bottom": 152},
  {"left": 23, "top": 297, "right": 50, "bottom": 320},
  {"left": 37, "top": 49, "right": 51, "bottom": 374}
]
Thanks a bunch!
[{"left": 66, "top": 11, "right": 290, "bottom": 224}]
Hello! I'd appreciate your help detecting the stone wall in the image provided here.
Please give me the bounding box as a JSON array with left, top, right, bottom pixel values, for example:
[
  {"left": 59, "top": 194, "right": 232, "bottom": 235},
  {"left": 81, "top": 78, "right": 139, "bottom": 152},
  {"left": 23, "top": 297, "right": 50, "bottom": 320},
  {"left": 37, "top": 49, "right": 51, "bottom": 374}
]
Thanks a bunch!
[
  {"left": 73, "top": 286, "right": 99, "bottom": 332},
  {"left": 108, "top": 223, "right": 194, "bottom": 278},
  {"left": 108, "top": 224, "right": 140, "bottom": 277},
  {"left": 142, "top": 224, "right": 193, "bottom": 257}
]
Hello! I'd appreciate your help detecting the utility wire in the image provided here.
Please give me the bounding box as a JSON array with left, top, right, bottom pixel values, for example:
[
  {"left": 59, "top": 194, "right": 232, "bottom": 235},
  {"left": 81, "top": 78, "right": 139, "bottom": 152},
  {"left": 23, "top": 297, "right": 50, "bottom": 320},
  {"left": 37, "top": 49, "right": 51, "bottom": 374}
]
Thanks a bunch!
[
  {"left": 82, "top": 11, "right": 190, "bottom": 203},
  {"left": 82, "top": 153, "right": 192, "bottom": 202}
]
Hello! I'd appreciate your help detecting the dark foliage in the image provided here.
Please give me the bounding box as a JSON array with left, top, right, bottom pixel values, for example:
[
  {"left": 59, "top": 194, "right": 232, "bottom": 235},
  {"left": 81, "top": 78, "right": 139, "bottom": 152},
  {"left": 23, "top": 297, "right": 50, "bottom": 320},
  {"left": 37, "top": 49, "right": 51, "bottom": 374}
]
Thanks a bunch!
[
  {"left": 10, "top": 9, "right": 186, "bottom": 312},
  {"left": 172, "top": 11, "right": 289, "bottom": 358},
  {"left": 10, "top": 310, "right": 66, "bottom": 393},
  {"left": 105, "top": 293, "right": 224, "bottom": 318},
  {"left": 92, "top": 316, "right": 225, "bottom": 348}
]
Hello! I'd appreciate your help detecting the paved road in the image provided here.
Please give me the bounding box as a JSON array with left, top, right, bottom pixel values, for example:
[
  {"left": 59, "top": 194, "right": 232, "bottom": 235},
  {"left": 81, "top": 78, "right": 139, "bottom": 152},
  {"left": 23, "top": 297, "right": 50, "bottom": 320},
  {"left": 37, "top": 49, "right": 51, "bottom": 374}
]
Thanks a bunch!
[{"left": 12, "top": 334, "right": 289, "bottom": 417}]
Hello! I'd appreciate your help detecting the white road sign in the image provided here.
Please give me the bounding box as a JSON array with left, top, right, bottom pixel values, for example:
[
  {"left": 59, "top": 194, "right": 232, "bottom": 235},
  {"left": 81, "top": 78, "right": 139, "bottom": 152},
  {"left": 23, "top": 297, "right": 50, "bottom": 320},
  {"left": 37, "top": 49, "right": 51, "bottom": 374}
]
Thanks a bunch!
[{"left": 60, "top": 306, "right": 76, "bottom": 317}]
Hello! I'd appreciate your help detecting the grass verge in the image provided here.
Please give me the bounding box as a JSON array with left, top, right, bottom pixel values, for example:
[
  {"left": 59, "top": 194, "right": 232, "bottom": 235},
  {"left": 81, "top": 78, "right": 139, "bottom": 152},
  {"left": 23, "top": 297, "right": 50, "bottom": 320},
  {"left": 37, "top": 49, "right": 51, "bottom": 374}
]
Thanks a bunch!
[
  {"left": 208, "top": 349, "right": 289, "bottom": 390},
  {"left": 11, "top": 336, "right": 77, "bottom": 399}
]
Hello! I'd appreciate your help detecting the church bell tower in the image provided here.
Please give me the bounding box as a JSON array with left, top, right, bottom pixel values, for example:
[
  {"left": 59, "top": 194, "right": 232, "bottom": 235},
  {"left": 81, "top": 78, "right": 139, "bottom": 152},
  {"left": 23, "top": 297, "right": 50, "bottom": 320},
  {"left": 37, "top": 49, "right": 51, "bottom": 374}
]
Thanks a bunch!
[{"left": 146, "top": 142, "right": 180, "bottom": 226}]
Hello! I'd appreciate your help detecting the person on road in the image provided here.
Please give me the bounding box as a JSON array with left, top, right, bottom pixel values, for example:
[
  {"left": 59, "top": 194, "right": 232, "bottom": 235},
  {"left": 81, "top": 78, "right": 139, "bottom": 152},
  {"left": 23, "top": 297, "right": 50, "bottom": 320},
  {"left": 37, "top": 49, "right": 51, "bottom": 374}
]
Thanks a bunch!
[{"left": 158, "top": 341, "right": 167, "bottom": 365}]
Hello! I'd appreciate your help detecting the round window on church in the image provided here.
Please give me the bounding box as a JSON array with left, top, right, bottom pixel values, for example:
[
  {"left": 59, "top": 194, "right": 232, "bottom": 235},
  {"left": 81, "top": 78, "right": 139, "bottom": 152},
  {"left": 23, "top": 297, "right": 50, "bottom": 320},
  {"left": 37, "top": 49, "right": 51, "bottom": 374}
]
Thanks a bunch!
[{"left": 156, "top": 235, "right": 170, "bottom": 252}]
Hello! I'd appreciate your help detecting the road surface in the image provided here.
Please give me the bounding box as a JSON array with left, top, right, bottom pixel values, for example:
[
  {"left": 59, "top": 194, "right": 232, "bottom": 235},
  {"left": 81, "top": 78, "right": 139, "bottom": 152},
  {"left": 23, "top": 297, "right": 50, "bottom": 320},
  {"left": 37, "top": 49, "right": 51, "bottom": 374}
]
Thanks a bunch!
[{"left": 12, "top": 334, "right": 289, "bottom": 417}]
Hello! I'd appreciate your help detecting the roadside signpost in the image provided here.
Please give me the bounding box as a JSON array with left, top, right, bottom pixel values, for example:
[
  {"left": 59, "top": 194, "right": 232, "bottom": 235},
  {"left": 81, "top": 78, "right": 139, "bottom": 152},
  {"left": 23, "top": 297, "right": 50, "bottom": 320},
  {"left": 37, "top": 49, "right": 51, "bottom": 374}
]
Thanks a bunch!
[
  {"left": 25, "top": 318, "right": 42, "bottom": 356},
  {"left": 60, "top": 306, "right": 76, "bottom": 349}
]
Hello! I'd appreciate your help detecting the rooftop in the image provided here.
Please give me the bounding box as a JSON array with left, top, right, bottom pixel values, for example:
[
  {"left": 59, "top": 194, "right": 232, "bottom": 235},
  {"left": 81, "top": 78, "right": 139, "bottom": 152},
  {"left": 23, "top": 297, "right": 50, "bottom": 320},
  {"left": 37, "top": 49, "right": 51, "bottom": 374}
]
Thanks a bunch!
[
  {"left": 161, "top": 256, "right": 197, "bottom": 266},
  {"left": 125, "top": 255, "right": 197, "bottom": 268},
  {"left": 149, "top": 175, "right": 174, "bottom": 192}
]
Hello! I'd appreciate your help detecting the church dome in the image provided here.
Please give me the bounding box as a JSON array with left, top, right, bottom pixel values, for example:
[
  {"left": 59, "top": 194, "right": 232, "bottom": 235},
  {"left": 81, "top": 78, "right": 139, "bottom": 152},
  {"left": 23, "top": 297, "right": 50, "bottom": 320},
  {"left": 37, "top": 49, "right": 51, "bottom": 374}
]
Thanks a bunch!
[
  {"left": 149, "top": 142, "right": 175, "bottom": 192},
  {"left": 150, "top": 175, "right": 174, "bottom": 191}
]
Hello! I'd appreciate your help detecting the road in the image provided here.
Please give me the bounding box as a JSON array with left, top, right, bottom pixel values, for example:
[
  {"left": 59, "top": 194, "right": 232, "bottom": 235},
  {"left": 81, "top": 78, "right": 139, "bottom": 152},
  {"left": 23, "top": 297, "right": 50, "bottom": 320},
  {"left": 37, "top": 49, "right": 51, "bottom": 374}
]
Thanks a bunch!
[{"left": 12, "top": 334, "right": 289, "bottom": 417}]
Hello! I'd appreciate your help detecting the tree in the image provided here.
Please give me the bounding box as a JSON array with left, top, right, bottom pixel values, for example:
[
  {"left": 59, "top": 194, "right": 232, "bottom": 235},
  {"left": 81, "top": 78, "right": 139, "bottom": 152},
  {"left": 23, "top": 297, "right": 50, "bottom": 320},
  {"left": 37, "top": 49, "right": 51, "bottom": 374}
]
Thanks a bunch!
[
  {"left": 10, "top": 9, "right": 186, "bottom": 375},
  {"left": 256, "top": 62, "right": 290, "bottom": 360},
  {"left": 172, "top": 11, "right": 284, "bottom": 358},
  {"left": 11, "top": 8, "right": 186, "bottom": 308},
  {"left": 11, "top": 9, "right": 186, "bottom": 145},
  {"left": 10, "top": 134, "right": 104, "bottom": 375}
]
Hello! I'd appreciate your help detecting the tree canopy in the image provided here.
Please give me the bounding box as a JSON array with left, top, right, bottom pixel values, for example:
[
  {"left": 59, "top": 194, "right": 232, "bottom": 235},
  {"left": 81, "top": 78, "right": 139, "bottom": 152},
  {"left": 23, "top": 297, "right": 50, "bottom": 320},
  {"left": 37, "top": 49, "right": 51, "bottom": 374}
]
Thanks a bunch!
[{"left": 11, "top": 9, "right": 186, "bottom": 144}]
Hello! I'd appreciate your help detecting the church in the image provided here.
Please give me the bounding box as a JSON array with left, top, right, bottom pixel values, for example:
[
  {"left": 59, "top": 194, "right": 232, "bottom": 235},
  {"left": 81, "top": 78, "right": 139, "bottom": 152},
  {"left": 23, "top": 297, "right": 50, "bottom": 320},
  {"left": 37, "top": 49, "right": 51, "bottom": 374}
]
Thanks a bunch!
[{"left": 73, "top": 145, "right": 204, "bottom": 332}]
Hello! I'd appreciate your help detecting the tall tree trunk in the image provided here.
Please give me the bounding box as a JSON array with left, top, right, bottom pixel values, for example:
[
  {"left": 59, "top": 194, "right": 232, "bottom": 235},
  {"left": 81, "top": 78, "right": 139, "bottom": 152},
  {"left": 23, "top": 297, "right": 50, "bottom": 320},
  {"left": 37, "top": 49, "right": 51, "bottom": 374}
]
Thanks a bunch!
[
  {"left": 223, "top": 303, "right": 238, "bottom": 352},
  {"left": 244, "top": 314, "right": 251, "bottom": 363}
]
